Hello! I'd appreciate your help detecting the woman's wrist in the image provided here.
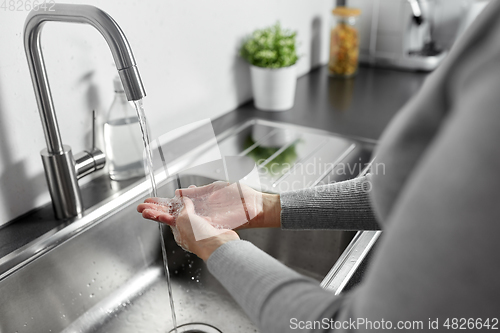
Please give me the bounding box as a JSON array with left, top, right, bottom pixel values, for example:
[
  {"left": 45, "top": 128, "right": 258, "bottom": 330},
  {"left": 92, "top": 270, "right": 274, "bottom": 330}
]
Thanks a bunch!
[
  {"left": 233, "top": 192, "right": 281, "bottom": 230},
  {"left": 199, "top": 231, "right": 240, "bottom": 261},
  {"left": 253, "top": 193, "right": 281, "bottom": 228}
]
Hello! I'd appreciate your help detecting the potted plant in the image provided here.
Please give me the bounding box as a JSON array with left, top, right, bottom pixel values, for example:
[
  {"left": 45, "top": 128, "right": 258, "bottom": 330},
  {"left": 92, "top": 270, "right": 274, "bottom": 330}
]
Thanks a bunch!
[{"left": 240, "top": 23, "right": 299, "bottom": 111}]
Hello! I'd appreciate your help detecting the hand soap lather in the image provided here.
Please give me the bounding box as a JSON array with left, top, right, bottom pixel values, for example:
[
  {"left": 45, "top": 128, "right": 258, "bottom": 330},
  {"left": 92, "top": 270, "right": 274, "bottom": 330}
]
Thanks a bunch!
[{"left": 24, "top": 3, "right": 146, "bottom": 219}]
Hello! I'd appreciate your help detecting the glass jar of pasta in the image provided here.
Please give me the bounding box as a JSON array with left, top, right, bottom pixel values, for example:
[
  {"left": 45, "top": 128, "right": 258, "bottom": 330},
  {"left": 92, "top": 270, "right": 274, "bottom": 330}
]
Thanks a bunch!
[{"left": 328, "top": 7, "right": 361, "bottom": 78}]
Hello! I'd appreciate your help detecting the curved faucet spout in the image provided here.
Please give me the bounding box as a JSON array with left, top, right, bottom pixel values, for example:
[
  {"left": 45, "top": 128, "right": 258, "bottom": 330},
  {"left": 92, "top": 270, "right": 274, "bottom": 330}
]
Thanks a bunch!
[
  {"left": 24, "top": 3, "right": 146, "bottom": 154},
  {"left": 23, "top": 3, "right": 146, "bottom": 219}
]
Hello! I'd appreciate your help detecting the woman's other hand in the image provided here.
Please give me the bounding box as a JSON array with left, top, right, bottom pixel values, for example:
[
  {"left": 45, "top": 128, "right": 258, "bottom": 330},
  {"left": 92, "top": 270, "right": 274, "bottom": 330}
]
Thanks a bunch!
[
  {"left": 138, "top": 194, "right": 239, "bottom": 260},
  {"left": 137, "top": 180, "right": 281, "bottom": 260}
]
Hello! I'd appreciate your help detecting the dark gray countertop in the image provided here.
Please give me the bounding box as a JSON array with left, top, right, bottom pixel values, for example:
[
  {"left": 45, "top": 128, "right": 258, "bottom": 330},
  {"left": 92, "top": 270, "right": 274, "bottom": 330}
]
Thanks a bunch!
[
  {"left": 0, "top": 65, "right": 427, "bottom": 261},
  {"left": 213, "top": 65, "right": 428, "bottom": 141}
]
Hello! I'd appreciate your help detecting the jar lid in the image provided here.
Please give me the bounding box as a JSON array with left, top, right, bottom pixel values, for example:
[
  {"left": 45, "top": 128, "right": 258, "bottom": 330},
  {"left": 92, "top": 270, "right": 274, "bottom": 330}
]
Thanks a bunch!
[{"left": 332, "top": 7, "right": 361, "bottom": 17}]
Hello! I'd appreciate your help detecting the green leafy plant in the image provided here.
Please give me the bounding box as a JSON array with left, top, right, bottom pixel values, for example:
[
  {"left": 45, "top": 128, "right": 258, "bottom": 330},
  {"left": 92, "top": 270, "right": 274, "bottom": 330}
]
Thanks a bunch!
[{"left": 240, "top": 22, "right": 299, "bottom": 68}]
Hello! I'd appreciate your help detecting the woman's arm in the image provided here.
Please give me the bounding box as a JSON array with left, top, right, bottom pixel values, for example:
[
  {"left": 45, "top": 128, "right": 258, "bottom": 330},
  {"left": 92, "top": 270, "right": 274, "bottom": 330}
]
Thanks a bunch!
[
  {"left": 280, "top": 174, "right": 380, "bottom": 230},
  {"left": 139, "top": 175, "right": 380, "bottom": 232},
  {"left": 240, "top": 174, "right": 380, "bottom": 230},
  {"left": 207, "top": 240, "right": 344, "bottom": 333}
]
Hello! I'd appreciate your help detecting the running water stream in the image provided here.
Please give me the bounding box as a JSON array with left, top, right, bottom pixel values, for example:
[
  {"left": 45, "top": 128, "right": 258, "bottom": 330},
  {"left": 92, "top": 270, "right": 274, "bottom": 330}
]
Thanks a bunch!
[{"left": 133, "top": 99, "right": 178, "bottom": 333}]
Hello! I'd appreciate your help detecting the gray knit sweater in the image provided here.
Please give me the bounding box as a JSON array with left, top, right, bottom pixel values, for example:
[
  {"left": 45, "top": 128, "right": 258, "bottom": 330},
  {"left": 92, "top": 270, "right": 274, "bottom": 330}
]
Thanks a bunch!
[
  {"left": 207, "top": 1, "right": 500, "bottom": 332},
  {"left": 280, "top": 174, "right": 379, "bottom": 231}
]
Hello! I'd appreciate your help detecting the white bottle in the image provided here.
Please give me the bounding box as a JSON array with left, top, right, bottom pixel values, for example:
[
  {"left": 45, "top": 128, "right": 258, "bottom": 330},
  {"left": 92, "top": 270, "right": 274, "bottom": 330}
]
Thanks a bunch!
[{"left": 104, "top": 77, "right": 145, "bottom": 180}]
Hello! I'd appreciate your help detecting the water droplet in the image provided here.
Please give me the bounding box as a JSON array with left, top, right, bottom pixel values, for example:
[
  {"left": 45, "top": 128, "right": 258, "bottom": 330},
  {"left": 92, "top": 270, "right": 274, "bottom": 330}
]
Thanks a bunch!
[{"left": 90, "top": 294, "right": 95, "bottom": 298}]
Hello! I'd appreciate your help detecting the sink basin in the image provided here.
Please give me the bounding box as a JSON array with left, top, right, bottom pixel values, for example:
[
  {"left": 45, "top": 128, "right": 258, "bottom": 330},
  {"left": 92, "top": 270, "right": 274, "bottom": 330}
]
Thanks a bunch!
[{"left": 0, "top": 120, "right": 374, "bottom": 333}]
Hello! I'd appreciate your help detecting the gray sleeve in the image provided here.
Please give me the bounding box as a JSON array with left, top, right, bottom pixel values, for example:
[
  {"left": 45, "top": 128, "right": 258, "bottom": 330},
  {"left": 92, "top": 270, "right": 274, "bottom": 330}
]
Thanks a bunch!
[
  {"left": 280, "top": 174, "right": 380, "bottom": 230},
  {"left": 207, "top": 240, "right": 346, "bottom": 333}
]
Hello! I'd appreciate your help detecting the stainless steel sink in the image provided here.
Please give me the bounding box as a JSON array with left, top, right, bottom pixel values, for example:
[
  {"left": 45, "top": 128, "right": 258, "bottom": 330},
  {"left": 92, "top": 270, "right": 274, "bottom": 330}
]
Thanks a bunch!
[{"left": 0, "top": 120, "right": 374, "bottom": 333}]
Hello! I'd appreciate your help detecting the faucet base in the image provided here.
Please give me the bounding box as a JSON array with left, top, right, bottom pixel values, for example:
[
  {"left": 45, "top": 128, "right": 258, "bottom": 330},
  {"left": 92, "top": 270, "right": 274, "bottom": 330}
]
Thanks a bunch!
[{"left": 41, "top": 145, "right": 83, "bottom": 219}]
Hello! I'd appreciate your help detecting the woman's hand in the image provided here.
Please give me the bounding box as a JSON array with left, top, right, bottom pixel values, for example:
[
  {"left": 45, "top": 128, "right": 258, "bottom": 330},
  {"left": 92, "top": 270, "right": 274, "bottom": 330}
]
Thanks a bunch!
[
  {"left": 171, "top": 197, "right": 241, "bottom": 261},
  {"left": 137, "top": 194, "right": 239, "bottom": 260},
  {"left": 139, "top": 181, "right": 281, "bottom": 229},
  {"left": 137, "top": 181, "right": 281, "bottom": 260}
]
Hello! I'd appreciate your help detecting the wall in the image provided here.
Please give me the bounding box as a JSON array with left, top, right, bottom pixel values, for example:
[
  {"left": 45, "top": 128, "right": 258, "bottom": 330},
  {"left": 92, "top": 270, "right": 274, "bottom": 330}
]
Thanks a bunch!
[{"left": 0, "top": 0, "right": 334, "bottom": 225}]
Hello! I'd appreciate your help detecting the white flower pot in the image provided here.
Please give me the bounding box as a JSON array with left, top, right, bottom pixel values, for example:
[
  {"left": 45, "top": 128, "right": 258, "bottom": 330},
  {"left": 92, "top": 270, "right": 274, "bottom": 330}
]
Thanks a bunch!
[{"left": 250, "top": 65, "right": 297, "bottom": 111}]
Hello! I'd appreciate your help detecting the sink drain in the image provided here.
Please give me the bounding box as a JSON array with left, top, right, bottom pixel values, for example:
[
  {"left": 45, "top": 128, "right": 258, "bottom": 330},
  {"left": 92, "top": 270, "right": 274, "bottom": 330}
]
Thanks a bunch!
[{"left": 168, "top": 323, "right": 222, "bottom": 333}]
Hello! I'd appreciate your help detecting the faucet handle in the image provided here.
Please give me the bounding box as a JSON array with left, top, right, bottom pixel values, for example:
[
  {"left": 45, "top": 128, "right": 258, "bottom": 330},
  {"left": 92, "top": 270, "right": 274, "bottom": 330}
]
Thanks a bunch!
[
  {"left": 75, "top": 148, "right": 106, "bottom": 179},
  {"left": 75, "top": 110, "right": 106, "bottom": 179}
]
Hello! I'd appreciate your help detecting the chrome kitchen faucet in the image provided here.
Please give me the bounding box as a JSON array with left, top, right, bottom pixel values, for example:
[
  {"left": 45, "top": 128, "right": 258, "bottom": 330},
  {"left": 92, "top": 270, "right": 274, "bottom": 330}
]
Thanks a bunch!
[{"left": 24, "top": 3, "right": 146, "bottom": 219}]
